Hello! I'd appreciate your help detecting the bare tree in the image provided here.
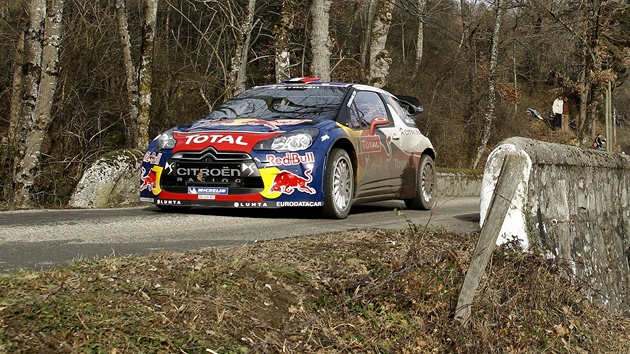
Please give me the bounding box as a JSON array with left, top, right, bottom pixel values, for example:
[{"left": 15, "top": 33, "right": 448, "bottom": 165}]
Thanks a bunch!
[
  {"left": 533, "top": 0, "right": 625, "bottom": 146},
  {"left": 397, "top": 0, "right": 428, "bottom": 78},
  {"left": 310, "top": 0, "right": 332, "bottom": 81},
  {"left": 137, "top": 0, "right": 158, "bottom": 150},
  {"left": 275, "top": 0, "right": 296, "bottom": 82},
  {"left": 457, "top": 0, "right": 471, "bottom": 54},
  {"left": 7, "top": 31, "right": 24, "bottom": 147},
  {"left": 368, "top": 0, "right": 395, "bottom": 88},
  {"left": 2, "top": 0, "right": 630, "bottom": 208},
  {"left": 415, "top": 0, "right": 427, "bottom": 63},
  {"left": 12, "top": 0, "right": 65, "bottom": 207},
  {"left": 226, "top": 0, "right": 257, "bottom": 97},
  {"left": 573, "top": 0, "right": 620, "bottom": 144},
  {"left": 115, "top": 0, "right": 157, "bottom": 150},
  {"left": 360, "top": 0, "right": 374, "bottom": 67},
  {"left": 471, "top": 0, "right": 503, "bottom": 169},
  {"left": 116, "top": 0, "right": 138, "bottom": 146}
]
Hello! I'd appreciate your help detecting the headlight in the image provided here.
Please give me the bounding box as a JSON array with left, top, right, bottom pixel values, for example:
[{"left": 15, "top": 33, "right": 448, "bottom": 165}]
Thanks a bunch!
[
  {"left": 157, "top": 130, "right": 176, "bottom": 150},
  {"left": 254, "top": 128, "right": 319, "bottom": 152}
]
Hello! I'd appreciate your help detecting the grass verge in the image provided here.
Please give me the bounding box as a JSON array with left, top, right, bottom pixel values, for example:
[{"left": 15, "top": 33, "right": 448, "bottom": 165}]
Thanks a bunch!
[{"left": 1, "top": 227, "right": 629, "bottom": 353}]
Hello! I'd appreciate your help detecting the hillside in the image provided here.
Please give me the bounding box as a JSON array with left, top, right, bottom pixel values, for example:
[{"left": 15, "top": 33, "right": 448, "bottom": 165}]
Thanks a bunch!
[{"left": 2, "top": 226, "right": 629, "bottom": 353}]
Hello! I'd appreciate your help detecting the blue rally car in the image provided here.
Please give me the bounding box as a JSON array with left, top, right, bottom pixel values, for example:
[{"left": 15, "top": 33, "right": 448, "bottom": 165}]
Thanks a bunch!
[{"left": 140, "top": 78, "right": 436, "bottom": 219}]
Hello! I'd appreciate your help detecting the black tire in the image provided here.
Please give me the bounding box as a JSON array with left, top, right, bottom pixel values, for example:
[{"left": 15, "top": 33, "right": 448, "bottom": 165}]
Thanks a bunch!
[
  {"left": 404, "top": 154, "right": 435, "bottom": 210},
  {"left": 156, "top": 205, "right": 191, "bottom": 213},
  {"left": 321, "top": 149, "right": 354, "bottom": 219}
]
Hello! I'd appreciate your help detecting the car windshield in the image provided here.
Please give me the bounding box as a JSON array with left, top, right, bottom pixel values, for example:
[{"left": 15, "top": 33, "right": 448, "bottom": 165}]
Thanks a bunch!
[{"left": 205, "top": 85, "right": 347, "bottom": 121}]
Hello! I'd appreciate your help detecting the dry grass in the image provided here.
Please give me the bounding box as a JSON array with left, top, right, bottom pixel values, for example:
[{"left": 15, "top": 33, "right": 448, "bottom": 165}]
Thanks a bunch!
[{"left": 1, "top": 225, "right": 629, "bottom": 353}]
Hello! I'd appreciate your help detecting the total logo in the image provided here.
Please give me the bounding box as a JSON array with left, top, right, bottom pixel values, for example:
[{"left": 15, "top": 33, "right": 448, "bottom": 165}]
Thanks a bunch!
[
  {"left": 182, "top": 134, "right": 247, "bottom": 146},
  {"left": 358, "top": 136, "right": 381, "bottom": 153}
]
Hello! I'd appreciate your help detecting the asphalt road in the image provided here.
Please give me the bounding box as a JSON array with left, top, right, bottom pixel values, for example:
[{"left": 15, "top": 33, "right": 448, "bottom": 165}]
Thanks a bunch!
[{"left": 0, "top": 197, "right": 480, "bottom": 273}]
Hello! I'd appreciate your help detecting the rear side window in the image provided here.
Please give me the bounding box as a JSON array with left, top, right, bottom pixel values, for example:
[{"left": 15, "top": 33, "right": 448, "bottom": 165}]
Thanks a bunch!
[{"left": 385, "top": 95, "right": 418, "bottom": 127}]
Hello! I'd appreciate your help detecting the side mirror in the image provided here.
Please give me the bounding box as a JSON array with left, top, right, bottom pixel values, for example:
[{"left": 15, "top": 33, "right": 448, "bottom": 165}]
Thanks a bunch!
[{"left": 369, "top": 116, "right": 389, "bottom": 135}]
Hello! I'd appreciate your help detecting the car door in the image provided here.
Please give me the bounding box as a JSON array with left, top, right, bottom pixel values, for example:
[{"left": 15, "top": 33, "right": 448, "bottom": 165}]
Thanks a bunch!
[
  {"left": 347, "top": 90, "right": 405, "bottom": 197},
  {"left": 382, "top": 94, "right": 427, "bottom": 193}
]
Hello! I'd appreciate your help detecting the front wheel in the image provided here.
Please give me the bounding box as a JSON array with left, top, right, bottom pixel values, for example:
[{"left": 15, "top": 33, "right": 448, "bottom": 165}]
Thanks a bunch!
[
  {"left": 321, "top": 149, "right": 354, "bottom": 219},
  {"left": 404, "top": 154, "right": 435, "bottom": 210}
]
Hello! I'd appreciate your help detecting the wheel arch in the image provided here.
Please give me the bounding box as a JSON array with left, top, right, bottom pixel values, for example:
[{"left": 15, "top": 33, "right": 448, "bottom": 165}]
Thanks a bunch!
[
  {"left": 328, "top": 137, "right": 357, "bottom": 179},
  {"left": 423, "top": 148, "right": 436, "bottom": 162}
]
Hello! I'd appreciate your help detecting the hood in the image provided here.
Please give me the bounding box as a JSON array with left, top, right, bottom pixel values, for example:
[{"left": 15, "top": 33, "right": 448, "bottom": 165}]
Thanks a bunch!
[{"left": 177, "top": 118, "right": 319, "bottom": 133}]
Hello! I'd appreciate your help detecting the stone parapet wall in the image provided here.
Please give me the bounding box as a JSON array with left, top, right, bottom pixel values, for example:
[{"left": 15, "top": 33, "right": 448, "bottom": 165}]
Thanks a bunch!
[
  {"left": 436, "top": 170, "right": 483, "bottom": 197},
  {"left": 480, "top": 137, "right": 630, "bottom": 314}
]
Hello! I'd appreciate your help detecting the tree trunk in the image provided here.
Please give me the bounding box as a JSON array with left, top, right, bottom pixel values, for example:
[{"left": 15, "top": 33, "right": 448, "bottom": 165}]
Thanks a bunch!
[
  {"left": 227, "top": 0, "right": 257, "bottom": 97},
  {"left": 13, "top": 0, "right": 64, "bottom": 207},
  {"left": 0, "top": 1, "right": 6, "bottom": 18},
  {"left": 136, "top": 0, "right": 158, "bottom": 150},
  {"left": 360, "top": 0, "right": 373, "bottom": 67},
  {"left": 368, "top": 0, "right": 394, "bottom": 88},
  {"left": 115, "top": 0, "right": 158, "bottom": 150},
  {"left": 577, "top": 48, "right": 590, "bottom": 139},
  {"left": 414, "top": 0, "right": 427, "bottom": 77},
  {"left": 3, "top": 1, "right": 23, "bottom": 138},
  {"left": 576, "top": 0, "right": 608, "bottom": 146},
  {"left": 310, "top": 0, "right": 332, "bottom": 81},
  {"left": 457, "top": 0, "right": 470, "bottom": 54},
  {"left": 115, "top": 0, "right": 139, "bottom": 146},
  {"left": 4, "top": 26, "right": 24, "bottom": 200},
  {"left": 275, "top": 0, "right": 296, "bottom": 82},
  {"left": 8, "top": 30, "right": 25, "bottom": 146},
  {"left": 471, "top": 0, "right": 502, "bottom": 169}
]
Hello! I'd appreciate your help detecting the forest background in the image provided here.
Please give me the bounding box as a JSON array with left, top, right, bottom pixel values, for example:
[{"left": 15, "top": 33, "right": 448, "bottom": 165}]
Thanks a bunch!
[{"left": 1, "top": 0, "right": 630, "bottom": 208}]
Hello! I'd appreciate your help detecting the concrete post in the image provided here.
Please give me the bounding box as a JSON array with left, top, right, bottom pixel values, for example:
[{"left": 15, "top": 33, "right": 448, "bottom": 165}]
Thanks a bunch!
[{"left": 455, "top": 153, "right": 528, "bottom": 325}]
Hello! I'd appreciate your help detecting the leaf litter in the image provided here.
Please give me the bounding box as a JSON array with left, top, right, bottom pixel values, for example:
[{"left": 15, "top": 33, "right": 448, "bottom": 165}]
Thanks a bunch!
[{"left": 1, "top": 227, "right": 629, "bottom": 353}]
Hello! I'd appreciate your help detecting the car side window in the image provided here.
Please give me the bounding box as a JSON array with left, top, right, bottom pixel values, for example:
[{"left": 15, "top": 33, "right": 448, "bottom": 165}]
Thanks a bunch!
[
  {"left": 348, "top": 91, "right": 388, "bottom": 129},
  {"left": 385, "top": 95, "right": 418, "bottom": 127}
]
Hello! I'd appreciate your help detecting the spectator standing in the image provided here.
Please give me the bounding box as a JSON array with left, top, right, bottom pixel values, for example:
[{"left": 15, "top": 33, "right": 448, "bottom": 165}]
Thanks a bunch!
[
  {"left": 551, "top": 95, "right": 563, "bottom": 130},
  {"left": 562, "top": 96, "right": 570, "bottom": 131}
]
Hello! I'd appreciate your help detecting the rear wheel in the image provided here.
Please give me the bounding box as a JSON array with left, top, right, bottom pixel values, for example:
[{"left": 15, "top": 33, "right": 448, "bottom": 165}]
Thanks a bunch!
[
  {"left": 404, "top": 154, "right": 435, "bottom": 210},
  {"left": 321, "top": 149, "right": 354, "bottom": 219}
]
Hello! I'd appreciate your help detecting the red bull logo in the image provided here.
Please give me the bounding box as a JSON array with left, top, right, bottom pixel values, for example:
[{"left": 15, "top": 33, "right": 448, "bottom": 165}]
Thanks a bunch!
[
  {"left": 140, "top": 166, "right": 163, "bottom": 195},
  {"left": 143, "top": 151, "right": 162, "bottom": 164},
  {"left": 266, "top": 152, "right": 315, "bottom": 166},
  {"left": 269, "top": 169, "right": 316, "bottom": 195},
  {"left": 140, "top": 167, "right": 157, "bottom": 192}
]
